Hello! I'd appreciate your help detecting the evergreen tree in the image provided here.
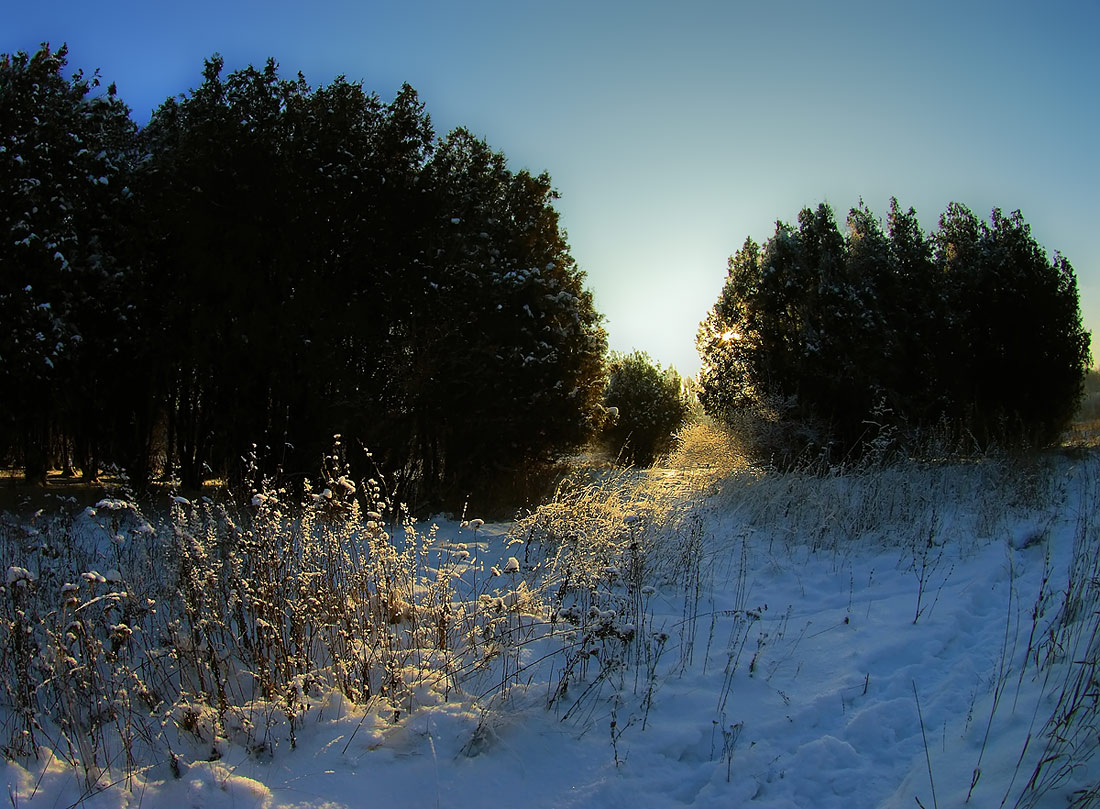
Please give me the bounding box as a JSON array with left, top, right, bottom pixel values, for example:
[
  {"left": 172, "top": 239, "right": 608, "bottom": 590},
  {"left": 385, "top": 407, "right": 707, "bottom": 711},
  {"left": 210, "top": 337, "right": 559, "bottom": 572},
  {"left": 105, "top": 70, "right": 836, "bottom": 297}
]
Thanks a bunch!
[
  {"left": 0, "top": 44, "right": 137, "bottom": 481},
  {"left": 389, "top": 128, "right": 606, "bottom": 505},
  {"left": 933, "top": 206, "right": 1091, "bottom": 445},
  {"left": 698, "top": 200, "right": 1091, "bottom": 463},
  {"left": 1, "top": 47, "right": 607, "bottom": 501},
  {"left": 136, "top": 57, "right": 605, "bottom": 501}
]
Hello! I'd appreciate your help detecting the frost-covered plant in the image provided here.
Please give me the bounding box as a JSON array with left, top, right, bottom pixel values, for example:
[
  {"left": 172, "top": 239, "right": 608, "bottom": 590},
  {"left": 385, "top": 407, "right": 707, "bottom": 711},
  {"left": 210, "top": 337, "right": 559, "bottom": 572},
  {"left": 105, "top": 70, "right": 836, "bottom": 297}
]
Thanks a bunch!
[
  {"left": 0, "top": 500, "right": 163, "bottom": 788},
  {"left": 507, "top": 463, "right": 706, "bottom": 738},
  {"left": 664, "top": 417, "right": 746, "bottom": 483},
  {"left": 1009, "top": 468, "right": 1100, "bottom": 809},
  {"left": 0, "top": 440, "right": 615, "bottom": 789}
]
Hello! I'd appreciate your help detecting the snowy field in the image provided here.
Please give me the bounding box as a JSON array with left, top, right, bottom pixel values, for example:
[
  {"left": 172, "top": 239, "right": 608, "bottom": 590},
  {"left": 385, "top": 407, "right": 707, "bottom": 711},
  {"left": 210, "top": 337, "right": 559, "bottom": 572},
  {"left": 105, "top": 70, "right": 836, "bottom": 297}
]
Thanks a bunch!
[{"left": 1, "top": 448, "right": 1098, "bottom": 808}]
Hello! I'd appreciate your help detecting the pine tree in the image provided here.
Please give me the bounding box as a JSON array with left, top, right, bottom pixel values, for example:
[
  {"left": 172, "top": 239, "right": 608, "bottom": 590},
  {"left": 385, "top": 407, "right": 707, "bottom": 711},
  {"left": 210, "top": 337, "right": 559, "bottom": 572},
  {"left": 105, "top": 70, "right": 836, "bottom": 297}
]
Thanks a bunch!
[
  {"left": 698, "top": 200, "right": 1091, "bottom": 463},
  {"left": 0, "top": 44, "right": 137, "bottom": 481},
  {"left": 134, "top": 57, "right": 606, "bottom": 501}
]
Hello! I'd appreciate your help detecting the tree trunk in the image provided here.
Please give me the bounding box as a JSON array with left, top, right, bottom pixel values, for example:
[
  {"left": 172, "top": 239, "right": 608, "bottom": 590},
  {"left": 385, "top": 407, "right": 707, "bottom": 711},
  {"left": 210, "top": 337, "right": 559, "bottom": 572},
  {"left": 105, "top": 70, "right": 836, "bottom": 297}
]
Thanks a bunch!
[{"left": 22, "top": 416, "right": 49, "bottom": 486}]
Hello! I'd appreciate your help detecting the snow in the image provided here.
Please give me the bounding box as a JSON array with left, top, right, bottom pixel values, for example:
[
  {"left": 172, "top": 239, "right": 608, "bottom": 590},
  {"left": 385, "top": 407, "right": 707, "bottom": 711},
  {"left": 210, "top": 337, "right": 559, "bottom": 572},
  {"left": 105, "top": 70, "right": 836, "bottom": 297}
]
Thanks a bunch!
[
  {"left": 1, "top": 454, "right": 1097, "bottom": 808},
  {"left": 5, "top": 566, "right": 34, "bottom": 585}
]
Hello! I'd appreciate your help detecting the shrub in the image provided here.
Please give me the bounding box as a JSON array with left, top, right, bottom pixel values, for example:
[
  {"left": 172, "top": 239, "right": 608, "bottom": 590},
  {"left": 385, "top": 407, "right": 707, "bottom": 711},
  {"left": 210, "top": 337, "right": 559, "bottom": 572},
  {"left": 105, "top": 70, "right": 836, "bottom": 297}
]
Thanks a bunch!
[{"left": 602, "top": 352, "right": 689, "bottom": 466}]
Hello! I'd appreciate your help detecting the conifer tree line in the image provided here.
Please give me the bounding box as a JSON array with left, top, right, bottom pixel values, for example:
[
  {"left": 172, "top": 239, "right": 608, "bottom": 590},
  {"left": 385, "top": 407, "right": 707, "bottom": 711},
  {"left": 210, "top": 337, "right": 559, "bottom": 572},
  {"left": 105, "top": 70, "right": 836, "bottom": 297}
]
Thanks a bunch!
[
  {"left": 698, "top": 200, "right": 1091, "bottom": 465},
  {"left": 0, "top": 44, "right": 607, "bottom": 507}
]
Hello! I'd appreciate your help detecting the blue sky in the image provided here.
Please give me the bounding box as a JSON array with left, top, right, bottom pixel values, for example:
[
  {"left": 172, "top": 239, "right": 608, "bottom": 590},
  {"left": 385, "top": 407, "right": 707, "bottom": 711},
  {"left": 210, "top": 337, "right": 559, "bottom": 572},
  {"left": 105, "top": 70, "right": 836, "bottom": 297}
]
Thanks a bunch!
[{"left": 6, "top": 0, "right": 1098, "bottom": 376}]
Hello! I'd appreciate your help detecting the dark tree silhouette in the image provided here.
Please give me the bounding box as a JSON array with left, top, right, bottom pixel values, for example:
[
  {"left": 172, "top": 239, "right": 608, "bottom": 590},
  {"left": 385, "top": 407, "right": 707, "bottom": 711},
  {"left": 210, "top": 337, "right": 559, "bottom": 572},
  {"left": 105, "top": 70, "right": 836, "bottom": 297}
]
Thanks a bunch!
[
  {"left": 698, "top": 200, "right": 1090, "bottom": 463},
  {"left": 0, "top": 44, "right": 138, "bottom": 483},
  {"left": 131, "top": 55, "right": 604, "bottom": 503}
]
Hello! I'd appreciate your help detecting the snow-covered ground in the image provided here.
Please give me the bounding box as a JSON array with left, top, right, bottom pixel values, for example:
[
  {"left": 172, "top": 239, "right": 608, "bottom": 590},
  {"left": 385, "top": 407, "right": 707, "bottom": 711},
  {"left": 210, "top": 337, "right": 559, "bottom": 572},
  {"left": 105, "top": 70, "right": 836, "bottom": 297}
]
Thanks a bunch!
[{"left": 2, "top": 453, "right": 1098, "bottom": 808}]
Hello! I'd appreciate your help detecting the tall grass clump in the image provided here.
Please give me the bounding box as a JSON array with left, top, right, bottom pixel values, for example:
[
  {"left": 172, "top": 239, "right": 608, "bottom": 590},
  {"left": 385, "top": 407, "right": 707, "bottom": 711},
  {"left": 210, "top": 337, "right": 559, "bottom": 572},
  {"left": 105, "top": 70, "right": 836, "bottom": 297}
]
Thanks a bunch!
[
  {"left": 1006, "top": 460, "right": 1100, "bottom": 809},
  {"left": 508, "top": 462, "right": 707, "bottom": 727},
  {"left": 0, "top": 449, "right": 507, "bottom": 791},
  {"left": 0, "top": 438, "right": 718, "bottom": 794},
  {"left": 710, "top": 447, "right": 1062, "bottom": 559}
]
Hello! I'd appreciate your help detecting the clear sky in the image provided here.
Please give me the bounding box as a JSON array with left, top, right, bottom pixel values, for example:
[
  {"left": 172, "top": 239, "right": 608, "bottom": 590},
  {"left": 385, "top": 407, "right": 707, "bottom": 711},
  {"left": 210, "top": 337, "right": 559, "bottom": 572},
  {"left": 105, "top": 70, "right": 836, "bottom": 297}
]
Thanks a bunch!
[{"left": 5, "top": 0, "right": 1098, "bottom": 377}]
